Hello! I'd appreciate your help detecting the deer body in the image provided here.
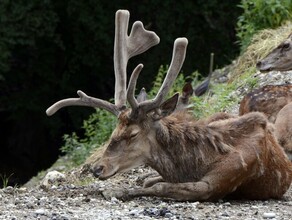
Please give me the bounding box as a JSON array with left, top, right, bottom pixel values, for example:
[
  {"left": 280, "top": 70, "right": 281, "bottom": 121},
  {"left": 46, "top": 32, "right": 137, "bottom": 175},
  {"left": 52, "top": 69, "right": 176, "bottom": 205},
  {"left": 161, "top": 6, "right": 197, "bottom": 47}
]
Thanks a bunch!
[
  {"left": 274, "top": 102, "right": 292, "bottom": 160},
  {"left": 98, "top": 110, "right": 292, "bottom": 201},
  {"left": 239, "top": 33, "right": 292, "bottom": 160},
  {"left": 47, "top": 10, "right": 292, "bottom": 202}
]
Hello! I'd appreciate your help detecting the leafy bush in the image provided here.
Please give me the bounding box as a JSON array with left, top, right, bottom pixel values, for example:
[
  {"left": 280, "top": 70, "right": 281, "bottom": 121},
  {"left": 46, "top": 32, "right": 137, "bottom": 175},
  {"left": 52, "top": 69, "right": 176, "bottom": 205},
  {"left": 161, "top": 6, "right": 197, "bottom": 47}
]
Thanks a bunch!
[
  {"left": 190, "top": 67, "right": 258, "bottom": 119},
  {"left": 236, "top": 0, "right": 292, "bottom": 51},
  {"left": 62, "top": 109, "right": 117, "bottom": 165}
]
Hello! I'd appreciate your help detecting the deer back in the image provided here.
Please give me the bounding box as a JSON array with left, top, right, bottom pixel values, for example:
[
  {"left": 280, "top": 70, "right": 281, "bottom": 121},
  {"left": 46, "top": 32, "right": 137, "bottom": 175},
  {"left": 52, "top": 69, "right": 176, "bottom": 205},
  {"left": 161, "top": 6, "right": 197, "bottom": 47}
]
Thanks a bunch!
[{"left": 239, "top": 84, "right": 292, "bottom": 122}]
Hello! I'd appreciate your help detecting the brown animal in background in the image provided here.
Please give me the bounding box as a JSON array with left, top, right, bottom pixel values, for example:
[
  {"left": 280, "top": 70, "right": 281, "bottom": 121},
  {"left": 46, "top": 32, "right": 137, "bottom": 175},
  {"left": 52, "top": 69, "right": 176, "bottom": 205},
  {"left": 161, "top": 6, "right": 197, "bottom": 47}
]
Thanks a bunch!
[
  {"left": 46, "top": 10, "right": 292, "bottom": 201},
  {"left": 239, "top": 84, "right": 292, "bottom": 123},
  {"left": 256, "top": 33, "right": 292, "bottom": 72},
  {"left": 239, "top": 84, "right": 292, "bottom": 160},
  {"left": 274, "top": 102, "right": 292, "bottom": 160},
  {"left": 240, "top": 33, "right": 292, "bottom": 160}
]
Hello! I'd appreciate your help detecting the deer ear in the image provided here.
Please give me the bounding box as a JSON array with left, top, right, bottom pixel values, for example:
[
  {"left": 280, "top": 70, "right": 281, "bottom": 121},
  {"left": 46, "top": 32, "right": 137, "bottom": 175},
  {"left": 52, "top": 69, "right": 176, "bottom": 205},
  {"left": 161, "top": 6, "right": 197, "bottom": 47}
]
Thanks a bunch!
[
  {"left": 152, "top": 93, "right": 179, "bottom": 120},
  {"left": 182, "top": 82, "right": 194, "bottom": 100}
]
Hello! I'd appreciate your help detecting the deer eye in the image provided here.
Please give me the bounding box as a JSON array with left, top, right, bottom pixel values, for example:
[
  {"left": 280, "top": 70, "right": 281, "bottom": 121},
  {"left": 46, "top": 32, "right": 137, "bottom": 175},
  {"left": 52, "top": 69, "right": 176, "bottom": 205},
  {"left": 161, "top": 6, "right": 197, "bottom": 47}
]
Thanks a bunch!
[
  {"left": 283, "top": 43, "right": 290, "bottom": 50},
  {"left": 129, "top": 131, "right": 139, "bottom": 138}
]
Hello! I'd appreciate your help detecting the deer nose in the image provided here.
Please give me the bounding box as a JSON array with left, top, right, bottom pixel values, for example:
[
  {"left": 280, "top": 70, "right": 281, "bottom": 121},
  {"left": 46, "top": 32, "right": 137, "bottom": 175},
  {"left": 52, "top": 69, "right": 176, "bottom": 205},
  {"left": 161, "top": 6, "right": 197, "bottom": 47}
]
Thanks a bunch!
[{"left": 91, "top": 165, "right": 104, "bottom": 178}]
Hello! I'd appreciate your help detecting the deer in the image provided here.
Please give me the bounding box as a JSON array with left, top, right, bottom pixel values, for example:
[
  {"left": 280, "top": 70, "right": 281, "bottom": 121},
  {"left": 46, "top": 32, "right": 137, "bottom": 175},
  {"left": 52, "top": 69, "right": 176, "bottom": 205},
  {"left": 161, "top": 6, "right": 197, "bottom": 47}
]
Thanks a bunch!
[
  {"left": 46, "top": 10, "right": 292, "bottom": 202},
  {"left": 239, "top": 84, "right": 292, "bottom": 160},
  {"left": 256, "top": 33, "right": 292, "bottom": 72},
  {"left": 239, "top": 33, "right": 292, "bottom": 160},
  {"left": 239, "top": 84, "right": 292, "bottom": 123}
]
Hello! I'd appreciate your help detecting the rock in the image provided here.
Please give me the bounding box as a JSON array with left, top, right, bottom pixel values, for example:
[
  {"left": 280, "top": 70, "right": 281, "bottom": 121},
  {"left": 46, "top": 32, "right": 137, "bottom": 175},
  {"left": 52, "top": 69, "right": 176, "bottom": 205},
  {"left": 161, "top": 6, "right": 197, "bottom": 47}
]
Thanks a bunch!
[
  {"left": 263, "top": 212, "right": 276, "bottom": 219},
  {"left": 3, "top": 186, "right": 14, "bottom": 194},
  {"left": 41, "top": 170, "right": 66, "bottom": 188},
  {"left": 34, "top": 208, "right": 48, "bottom": 216}
]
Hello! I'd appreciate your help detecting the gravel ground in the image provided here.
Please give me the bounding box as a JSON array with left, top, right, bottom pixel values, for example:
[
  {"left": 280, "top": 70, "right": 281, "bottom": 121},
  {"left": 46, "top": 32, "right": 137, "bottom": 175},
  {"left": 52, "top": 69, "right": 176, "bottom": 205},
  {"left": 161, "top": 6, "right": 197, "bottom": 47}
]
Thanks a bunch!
[
  {"left": 0, "top": 167, "right": 292, "bottom": 220},
  {"left": 1, "top": 70, "right": 291, "bottom": 220}
]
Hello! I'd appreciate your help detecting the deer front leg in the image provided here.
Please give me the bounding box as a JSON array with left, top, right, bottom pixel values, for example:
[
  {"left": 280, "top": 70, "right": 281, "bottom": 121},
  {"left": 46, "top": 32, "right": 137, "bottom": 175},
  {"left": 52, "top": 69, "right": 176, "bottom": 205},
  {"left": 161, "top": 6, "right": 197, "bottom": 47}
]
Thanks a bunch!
[
  {"left": 102, "top": 150, "right": 259, "bottom": 201},
  {"left": 102, "top": 181, "right": 212, "bottom": 201},
  {"left": 130, "top": 181, "right": 212, "bottom": 201}
]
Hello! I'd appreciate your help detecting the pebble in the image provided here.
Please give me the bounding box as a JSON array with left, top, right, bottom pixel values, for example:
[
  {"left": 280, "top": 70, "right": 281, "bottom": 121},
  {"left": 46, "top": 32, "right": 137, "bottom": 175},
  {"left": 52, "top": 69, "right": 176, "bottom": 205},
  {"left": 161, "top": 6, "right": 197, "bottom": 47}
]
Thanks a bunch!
[
  {"left": 41, "top": 170, "right": 66, "bottom": 187},
  {"left": 3, "top": 186, "right": 14, "bottom": 194},
  {"left": 129, "top": 209, "right": 140, "bottom": 216},
  {"left": 34, "top": 208, "right": 47, "bottom": 216},
  {"left": 263, "top": 212, "right": 276, "bottom": 219}
]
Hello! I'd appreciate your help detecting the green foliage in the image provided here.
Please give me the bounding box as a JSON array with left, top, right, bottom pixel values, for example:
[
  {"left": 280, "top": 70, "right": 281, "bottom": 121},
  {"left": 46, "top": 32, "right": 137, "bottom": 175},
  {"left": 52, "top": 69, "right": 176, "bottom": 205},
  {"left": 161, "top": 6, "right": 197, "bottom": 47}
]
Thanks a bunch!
[
  {"left": 236, "top": 0, "right": 292, "bottom": 51},
  {"left": 61, "top": 109, "right": 117, "bottom": 165},
  {"left": 191, "top": 67, "right": 258, "bottom": 119},
  {"left": 0, "top": 173, "right": 14, "bottom": 188},
  {"left": 148, "top": 65, "right": 199, "bottom": 98}
]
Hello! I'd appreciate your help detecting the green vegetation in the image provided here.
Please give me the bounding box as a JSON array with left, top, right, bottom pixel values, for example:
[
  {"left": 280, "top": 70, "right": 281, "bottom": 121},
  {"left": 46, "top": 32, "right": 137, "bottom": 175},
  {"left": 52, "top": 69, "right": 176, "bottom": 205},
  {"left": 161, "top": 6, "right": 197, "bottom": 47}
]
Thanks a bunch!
[
  {"left": 232, "top": 21, "right": 292, "bottom": 79},
  {"left": 0, "top": 173, "right": 14, "bottom": 188},
  {"left": 191, "top": 66, "right": 258, "bottom": 119},
  {"left": 236, "top": 0, "right": 292, "bottom": 51},
  {"left": 62, "top": 109, "right": 117, "bottom": 165}
]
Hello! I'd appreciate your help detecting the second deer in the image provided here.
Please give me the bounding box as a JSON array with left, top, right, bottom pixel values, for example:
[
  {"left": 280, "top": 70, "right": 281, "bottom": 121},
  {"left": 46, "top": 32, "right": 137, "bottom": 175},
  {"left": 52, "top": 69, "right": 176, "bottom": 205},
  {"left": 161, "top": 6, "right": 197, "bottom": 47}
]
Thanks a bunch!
[{"left": 240, "top": 33, "right": 292, "bottom": 160}]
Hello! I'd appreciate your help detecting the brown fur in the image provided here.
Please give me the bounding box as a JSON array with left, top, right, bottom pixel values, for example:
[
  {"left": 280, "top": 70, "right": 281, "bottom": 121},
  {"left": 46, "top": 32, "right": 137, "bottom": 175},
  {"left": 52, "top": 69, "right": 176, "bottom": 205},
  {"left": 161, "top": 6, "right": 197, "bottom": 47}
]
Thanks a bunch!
[
  {"left": 239, "top": 84, "right": 292, "bottom": 122},
  {"left": 274, "top": 102, "right": 292, "bottom": 160},
  {"left": 239, "top": 84, "right": 292, "bottom": 160},
  {"left": 93, "top": 110, "right": 292, "bottom": 201}
]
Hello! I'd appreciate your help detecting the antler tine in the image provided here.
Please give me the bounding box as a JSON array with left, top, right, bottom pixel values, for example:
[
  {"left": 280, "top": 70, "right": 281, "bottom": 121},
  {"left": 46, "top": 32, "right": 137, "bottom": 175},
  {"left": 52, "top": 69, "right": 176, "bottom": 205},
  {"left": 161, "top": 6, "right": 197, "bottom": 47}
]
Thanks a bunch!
[
  {"left": 127, "top": 64, "right": 144, "bottom": 110},
  {"left": 46, "top": 90, "right": 119, "bottom": 116},
  {"left": 139, "top": 38, "right": 188, "bottom": 112},
  {"left": 114, "top": 10, "right": 160, "bottom": 109}
]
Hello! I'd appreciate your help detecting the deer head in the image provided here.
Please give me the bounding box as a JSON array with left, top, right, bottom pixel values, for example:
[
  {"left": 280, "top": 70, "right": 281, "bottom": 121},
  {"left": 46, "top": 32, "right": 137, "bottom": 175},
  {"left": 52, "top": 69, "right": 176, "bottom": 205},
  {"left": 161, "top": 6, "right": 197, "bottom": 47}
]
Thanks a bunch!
[
  {"left": 46, "top": 10, "right": 188, "bottom": 180},
  {"left": 257, "top": 34, "right": 292, "bottom": 72}
]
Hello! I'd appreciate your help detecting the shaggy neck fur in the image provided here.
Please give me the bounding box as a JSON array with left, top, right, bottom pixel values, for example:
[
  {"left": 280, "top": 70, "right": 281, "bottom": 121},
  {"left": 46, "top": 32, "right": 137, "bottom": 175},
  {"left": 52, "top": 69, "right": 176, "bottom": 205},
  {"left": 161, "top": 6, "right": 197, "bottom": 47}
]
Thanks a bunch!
[{"left": 146, "top": 112, "right": 233, "bottom": 183}]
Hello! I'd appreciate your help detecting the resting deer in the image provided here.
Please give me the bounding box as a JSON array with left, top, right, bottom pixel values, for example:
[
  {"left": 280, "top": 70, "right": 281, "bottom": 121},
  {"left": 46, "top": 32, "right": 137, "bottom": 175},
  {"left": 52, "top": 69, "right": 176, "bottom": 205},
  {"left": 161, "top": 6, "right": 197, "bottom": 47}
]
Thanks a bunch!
[
  {"left": 240, "top": 34, "right": 292, "bottom": 160},
  {"left": 239, "top": 84, "right": 292, "bottom": 160},
  {"left": 256, "top": 33, "right": 292, "bottom": 72},
  {"left": 47, "top": 10, "right": 292, "bottom": 201}
]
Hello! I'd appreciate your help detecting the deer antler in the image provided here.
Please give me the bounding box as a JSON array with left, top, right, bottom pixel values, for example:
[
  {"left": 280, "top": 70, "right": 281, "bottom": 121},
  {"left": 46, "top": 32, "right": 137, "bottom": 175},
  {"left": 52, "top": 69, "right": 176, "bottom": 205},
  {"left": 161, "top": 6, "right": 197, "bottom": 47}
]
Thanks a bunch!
[
  {"left": 46, "top": 10, "right": 159, "bottom": 116},
  {"left": 127, "top": 38, "right": 188, "bottom": 117}
]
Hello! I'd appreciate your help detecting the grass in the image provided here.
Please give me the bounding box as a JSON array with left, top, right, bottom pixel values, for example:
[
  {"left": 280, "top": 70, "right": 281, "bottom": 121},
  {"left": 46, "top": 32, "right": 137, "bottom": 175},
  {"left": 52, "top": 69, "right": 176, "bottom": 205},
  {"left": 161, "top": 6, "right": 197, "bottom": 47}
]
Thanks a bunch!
[
  {"left": 190, "top": 65, "right": 259, "bottom": 119},
  {"left": 230, "top": 21, "right": 292, "bottom": 81},
  {"left": 0, "top": 173, "right": 14, "bottom": 188}
]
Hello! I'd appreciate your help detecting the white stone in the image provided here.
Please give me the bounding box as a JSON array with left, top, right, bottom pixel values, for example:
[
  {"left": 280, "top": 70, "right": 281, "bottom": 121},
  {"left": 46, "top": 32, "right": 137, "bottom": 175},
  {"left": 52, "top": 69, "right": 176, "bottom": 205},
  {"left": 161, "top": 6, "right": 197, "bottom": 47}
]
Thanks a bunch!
[
  {"left": 41, "top": 170, "right": 66, "bottom": 187},
  {"left": 263, "top": 212, "right": 276, "bottom": 219}
]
